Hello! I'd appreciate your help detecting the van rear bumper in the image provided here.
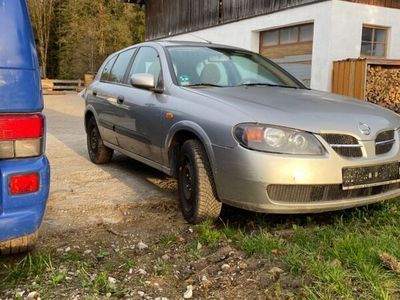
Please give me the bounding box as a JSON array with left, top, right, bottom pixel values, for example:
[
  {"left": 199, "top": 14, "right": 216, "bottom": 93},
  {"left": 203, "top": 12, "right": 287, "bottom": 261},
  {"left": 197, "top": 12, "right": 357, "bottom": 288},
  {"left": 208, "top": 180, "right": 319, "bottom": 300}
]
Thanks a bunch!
[{"left": 0, "top": 156, "right": 50, "bottom": 241}]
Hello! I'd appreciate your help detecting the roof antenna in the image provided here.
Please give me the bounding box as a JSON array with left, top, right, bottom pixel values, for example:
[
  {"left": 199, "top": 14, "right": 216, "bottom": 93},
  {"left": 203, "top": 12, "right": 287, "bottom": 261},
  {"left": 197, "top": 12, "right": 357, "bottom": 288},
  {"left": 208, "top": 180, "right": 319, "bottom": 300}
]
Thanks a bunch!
[{"left": 188, "top": 33, "right": 213, "bottom": 44}]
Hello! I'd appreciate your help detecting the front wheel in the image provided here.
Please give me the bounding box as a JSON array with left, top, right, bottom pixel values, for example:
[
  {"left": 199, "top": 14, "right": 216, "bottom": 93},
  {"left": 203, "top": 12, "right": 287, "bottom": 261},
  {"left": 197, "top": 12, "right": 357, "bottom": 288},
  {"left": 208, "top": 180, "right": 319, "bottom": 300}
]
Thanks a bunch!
[
  {"left": 177, "top": 140, "right": 222, "bottom": 224},
  {"left": 87, "top": 117, "right": 113, "bottom": 164}
]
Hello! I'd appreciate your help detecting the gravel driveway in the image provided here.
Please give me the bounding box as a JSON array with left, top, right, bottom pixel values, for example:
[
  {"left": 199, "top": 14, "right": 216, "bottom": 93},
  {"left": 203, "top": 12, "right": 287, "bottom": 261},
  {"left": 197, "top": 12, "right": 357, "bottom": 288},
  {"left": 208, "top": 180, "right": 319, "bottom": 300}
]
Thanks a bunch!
[{"left": 42, "top": 93, "right": 179, "bottom": 235}]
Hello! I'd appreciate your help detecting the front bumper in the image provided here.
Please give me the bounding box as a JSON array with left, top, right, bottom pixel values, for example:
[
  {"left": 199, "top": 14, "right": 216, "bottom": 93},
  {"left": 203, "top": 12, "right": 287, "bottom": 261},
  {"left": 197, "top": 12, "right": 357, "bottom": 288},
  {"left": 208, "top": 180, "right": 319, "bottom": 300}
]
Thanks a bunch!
[
  {"left": 212, "top": 143, "right": 400, "bottom": 213},
  {"left": 0, "top": 156, "right": 50, "bottom": 241}
]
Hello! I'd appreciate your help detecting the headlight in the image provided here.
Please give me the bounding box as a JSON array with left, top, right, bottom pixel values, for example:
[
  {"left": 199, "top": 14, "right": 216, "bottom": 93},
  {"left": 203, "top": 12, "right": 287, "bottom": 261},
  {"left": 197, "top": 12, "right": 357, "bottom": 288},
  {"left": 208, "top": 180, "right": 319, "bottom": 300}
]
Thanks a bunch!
[{"left": 234, "top": 124, "right": 325, "bottom": 155}]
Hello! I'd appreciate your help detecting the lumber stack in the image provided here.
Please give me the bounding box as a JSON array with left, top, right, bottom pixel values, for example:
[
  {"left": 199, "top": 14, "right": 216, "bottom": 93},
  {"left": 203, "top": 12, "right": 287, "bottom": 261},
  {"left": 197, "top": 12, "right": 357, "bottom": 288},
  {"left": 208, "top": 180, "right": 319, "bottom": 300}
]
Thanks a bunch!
[
  {"left": 41, "top": 79, "right": 55, "bottom": 94},
  {"left": 365, "top": 65, "right": 400, "bottom": 112}
]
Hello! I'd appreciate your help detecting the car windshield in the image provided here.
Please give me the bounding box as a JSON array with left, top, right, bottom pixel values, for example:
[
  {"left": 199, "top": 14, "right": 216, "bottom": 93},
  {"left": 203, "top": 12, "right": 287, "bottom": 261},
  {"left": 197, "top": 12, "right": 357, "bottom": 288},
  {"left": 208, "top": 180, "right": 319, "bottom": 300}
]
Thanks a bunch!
[{"left": 167, "top": 46, "right": 302, "bottom": 88}]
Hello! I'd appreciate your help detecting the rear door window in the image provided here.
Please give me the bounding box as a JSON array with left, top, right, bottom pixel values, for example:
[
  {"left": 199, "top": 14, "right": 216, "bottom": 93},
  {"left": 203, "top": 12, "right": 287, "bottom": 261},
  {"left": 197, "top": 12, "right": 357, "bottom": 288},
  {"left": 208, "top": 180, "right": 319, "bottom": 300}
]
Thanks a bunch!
[
  {"left": 108, "top": 49, "right": 136, "bottom": 83},
  {"left": 100, "top": 56, "right": 117, "bottom": 82}
]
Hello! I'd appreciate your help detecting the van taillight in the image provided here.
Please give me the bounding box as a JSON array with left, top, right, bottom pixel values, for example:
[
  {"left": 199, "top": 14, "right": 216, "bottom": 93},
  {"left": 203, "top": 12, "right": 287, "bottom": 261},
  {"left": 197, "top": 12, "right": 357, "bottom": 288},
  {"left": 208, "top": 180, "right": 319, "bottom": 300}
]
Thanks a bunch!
[
  {"left": 0, "top": 114, "right": 44, "bottom": 159},
  {"left": 9, "top": 173, "right": 40, "bottom": 195}
]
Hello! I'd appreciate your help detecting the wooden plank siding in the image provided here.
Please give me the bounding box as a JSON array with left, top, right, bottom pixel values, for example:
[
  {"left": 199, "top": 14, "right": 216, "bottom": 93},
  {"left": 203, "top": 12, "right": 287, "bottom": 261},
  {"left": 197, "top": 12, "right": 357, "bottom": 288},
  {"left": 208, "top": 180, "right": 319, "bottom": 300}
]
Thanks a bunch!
[
  {"left": 221, "top": 0, "right": 326, "bottom": 22},
  {"left": 143, "top": 0, "right": 399, "bottom": 40},
  {"left": 144, "top": 0, "right": 328, "bottom": 40}
]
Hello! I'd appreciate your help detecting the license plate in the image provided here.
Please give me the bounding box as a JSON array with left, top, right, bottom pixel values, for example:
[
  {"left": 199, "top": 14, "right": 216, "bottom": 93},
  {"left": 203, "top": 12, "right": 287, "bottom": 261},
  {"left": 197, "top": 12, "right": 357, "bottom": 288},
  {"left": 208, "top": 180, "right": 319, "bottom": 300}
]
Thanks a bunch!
[{"left": 342, "top": 162, "right": 400, "bottom": 190}]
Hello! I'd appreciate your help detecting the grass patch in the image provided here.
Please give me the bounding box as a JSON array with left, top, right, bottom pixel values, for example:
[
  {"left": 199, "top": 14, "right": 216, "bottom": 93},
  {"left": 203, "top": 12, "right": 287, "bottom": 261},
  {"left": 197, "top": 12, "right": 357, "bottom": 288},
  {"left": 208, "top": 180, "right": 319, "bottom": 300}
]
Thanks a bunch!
[
  {"left": 159, "top": 232, "right": 179, "bottom": 247},
  {"left": 0, "top": 253, "right": 54, "bottom": 290},
  {"left": 239, "top": 231, "right": 283, "bottom": 256},
  {"left": 195, "top": 220, "right": 223, "bottom": 247},
  {"left": 153, "top": 258, "right": 171, "bottom": 276},
  {"left": 218, "top": 201, "right": 400, "bottom": 299}
]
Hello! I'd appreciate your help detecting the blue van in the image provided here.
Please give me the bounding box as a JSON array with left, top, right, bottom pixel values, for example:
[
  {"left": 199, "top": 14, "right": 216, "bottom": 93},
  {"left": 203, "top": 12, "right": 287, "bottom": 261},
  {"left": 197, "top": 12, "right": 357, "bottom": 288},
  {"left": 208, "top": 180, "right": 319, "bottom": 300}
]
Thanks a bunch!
[{"left": 0, "top": 0, "right": 50, "bottom": 254}]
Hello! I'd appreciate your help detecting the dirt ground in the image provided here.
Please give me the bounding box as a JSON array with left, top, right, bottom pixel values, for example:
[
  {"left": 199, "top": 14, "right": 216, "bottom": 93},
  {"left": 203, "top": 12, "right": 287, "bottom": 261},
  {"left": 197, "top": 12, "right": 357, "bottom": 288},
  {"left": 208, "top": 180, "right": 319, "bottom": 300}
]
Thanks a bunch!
[
  {"left": 6, "top": 94, "right": 300, "bottom": 300},
  {"left": 2, "top": 94, "right": 400, "bottom": 300},
  {"left": 43, "top": 93, "right": 181, "bottom": 234}
]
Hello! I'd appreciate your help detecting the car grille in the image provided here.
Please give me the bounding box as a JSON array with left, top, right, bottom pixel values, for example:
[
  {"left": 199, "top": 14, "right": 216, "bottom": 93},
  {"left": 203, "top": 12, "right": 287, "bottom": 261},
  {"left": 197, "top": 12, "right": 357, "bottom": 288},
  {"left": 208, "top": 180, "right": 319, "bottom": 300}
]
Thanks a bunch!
[
  {"left": 267, "top": 183, "right": 400, "bottom": 203},
  {"left": 321, "top": 134, "right": 362, "bottom": 158},
  {"left": 376, "top": 130, "right": 395, "bottom": 155}
]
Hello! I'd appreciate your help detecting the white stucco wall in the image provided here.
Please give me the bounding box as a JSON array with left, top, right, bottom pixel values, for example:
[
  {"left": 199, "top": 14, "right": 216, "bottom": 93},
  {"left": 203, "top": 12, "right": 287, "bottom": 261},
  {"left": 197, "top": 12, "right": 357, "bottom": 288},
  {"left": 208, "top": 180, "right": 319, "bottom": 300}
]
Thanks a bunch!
[{"left": 166, "top": 0, "right": 400, "bottom": 92}]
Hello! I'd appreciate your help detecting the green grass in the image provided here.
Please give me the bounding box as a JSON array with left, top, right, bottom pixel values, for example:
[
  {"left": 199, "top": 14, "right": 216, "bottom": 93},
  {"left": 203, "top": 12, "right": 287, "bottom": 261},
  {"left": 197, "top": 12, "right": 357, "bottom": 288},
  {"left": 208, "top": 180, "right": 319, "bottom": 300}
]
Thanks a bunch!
[
  {"left": 0, "top": 248, "right": 124, "bottom": 297},
  {"left": 159, "top": 232, "right": 179, "bottom": 247},
  {"left": 195, "top": 220, "right": 223, "bottom": 247},
  {"left": 239, "top": 231, "right": 283, "bottom": 256},
  {"left": 214, "top": 201, "right": 400, "bottom": 299},
  {"left": 0, "top": 253, "right": 54, "bottom": 290}
]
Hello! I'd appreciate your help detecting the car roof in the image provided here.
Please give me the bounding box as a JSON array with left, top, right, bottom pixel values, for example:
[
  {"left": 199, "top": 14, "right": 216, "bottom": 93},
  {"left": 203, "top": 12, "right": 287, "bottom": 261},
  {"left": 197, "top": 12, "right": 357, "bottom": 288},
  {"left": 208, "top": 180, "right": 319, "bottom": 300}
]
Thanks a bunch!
[
  {"left": 156, "top": 40, "right": 243, "bottom": 49},
  {"left": 118, "top": 40, "right": 248, "bottom": 53}
]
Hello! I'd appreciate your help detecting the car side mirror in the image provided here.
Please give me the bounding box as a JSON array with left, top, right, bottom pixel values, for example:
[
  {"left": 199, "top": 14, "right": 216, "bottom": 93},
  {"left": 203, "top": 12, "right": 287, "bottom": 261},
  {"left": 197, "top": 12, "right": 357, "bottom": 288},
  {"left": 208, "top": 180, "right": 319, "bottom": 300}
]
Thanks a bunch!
[{"left": 130, "top": 73, "right": 155, "bottom": 90}]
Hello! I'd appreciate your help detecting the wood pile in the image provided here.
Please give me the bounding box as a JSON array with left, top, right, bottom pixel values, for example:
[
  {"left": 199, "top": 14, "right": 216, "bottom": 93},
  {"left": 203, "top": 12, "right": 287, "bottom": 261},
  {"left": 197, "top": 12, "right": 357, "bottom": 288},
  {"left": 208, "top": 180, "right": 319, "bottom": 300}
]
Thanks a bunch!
[
  {"left": 365, "top": 65, "right": 400, "bottom": 112},
  {"left": 41, "top": 79, "right": 55, "bottom": 94},
  {"left": 41, "top": 79, "right": 83, "bottom": 95}
]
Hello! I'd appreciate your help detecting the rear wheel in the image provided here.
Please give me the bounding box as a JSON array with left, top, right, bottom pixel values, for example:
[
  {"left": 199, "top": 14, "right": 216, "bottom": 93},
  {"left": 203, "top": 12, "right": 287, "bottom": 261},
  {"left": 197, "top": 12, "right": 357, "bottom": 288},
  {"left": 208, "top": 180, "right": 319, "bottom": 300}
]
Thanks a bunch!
[
  {"left": 0, "top": 231, "right": 38, "bottom": 255},
  {"left": 87, "top": 117, "right": 113, "bottom": 164},
  {"left": 177, "top": 140, "right": 222, "bottom": 224}
]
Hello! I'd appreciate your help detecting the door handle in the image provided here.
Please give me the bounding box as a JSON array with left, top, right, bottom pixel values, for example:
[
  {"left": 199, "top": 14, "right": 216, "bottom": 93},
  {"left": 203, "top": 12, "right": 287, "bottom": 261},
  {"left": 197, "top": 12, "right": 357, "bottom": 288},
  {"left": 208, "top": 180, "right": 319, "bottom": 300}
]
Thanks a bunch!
[
  {"left": 93, "top": 90, "right": 97, "bottom": 96},
  {"left": 117, "top": 95, "right": 125, "bottom": 104}
]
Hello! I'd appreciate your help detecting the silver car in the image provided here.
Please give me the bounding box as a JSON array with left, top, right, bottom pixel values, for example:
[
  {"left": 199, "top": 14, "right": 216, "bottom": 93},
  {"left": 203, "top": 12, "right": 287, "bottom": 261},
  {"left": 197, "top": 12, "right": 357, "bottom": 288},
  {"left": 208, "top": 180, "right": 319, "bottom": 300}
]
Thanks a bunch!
[{"left": 83, "top": 41, "right": 400, "bottom": 224}]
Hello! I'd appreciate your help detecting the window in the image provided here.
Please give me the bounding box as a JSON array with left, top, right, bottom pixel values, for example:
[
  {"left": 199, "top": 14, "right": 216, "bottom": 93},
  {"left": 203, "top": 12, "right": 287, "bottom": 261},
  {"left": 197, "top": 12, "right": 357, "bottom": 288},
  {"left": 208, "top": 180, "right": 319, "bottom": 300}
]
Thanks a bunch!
[
  {"left": 167, "top": 47, "right": 301, "bottom": 88},
  {"left": 129, "top": 47, "right": 162, "bottom": 88},
  {"left": 100, "top": 55, "right": 117, "bottom": 82},
  {"left": 361, "top": 26, "right": 387, "bottom": 57},
  {"left": 259, "top": 23, "right": 314, "bottom": 87},
  {"left": 108, "top": 48, "right": 136, "bottom": 83},
  {"left": 261, "top": 23, "right": 314, "bottom": 47}
]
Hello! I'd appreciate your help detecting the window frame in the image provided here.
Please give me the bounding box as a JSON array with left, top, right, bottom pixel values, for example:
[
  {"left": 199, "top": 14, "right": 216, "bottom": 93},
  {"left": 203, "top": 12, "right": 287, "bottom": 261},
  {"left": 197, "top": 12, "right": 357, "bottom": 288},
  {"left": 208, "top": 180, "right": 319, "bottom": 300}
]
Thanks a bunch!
[
  {"left": 260, "top": 23, "right": 314, "bottom": 48},
  {"left": 360, "top": 24, "right": 388, "bottom": 58},
  {"left": 99, "top": 54, "right": 118, "bottom": 83},
  {"left": 99, "top": 48, "right": 137, "bottom": 86},
  {"left": 127, "top": 46, "right": 164, "bottom": 90}
]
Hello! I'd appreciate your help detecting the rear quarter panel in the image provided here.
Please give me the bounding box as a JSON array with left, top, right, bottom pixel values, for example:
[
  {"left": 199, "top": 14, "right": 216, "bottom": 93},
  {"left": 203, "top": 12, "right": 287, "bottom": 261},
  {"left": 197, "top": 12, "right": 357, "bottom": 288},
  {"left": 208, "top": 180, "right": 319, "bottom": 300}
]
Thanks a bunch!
[{"left": 0, "top": 0, "right": 43, "bottom": 113}]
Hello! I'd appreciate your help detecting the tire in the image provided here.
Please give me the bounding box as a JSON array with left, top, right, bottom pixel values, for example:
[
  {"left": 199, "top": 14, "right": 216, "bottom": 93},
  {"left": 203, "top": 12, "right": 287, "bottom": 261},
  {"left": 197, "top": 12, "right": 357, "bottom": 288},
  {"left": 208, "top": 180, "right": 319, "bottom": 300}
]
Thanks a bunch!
[
  {"left": 0, "top": 231, "right": 38, "bottom": 255},
  {"left": 87, "top": 117, "right": 113, "bottom": 164},
  {"left": 177, "top": 139, "right": 222, "bottom": 224}
]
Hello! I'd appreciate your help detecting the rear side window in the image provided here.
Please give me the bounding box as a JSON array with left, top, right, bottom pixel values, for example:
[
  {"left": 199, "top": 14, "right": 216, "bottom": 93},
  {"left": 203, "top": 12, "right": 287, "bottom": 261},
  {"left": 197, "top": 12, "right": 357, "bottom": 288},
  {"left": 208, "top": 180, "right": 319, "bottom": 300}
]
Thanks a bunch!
[
  {"left": 100, "top": 56, "right": 117, "bottom": 82},
  {"left": 108, "top": 49, "right": 135, "bottom": 83}
]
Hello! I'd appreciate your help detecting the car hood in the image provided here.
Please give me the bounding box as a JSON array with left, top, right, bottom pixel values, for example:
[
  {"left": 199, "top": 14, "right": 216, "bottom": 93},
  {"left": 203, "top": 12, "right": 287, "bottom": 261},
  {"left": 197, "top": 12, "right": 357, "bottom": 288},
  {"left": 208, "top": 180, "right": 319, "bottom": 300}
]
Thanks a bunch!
[{"left": 186, "top": 86, "right": 400, "bottom": 140}]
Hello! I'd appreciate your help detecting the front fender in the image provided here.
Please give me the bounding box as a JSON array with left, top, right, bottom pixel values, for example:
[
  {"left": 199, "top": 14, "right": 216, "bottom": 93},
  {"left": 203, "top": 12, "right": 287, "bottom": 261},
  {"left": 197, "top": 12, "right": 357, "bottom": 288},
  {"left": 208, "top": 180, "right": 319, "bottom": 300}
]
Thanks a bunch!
[{"left": 165, "top": 121, "right": 218, "bottom": 176}]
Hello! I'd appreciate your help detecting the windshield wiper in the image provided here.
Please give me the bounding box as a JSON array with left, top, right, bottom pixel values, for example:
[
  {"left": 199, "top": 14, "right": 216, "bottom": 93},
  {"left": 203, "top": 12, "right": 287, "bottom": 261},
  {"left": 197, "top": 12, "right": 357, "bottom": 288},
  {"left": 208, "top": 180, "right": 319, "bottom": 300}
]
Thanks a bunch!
[
  {"left": 185, "top": 83, "right": 224, "bottom": 88},
  {"left": 239, "top": 83, "right": 298, "bottom": 89}
]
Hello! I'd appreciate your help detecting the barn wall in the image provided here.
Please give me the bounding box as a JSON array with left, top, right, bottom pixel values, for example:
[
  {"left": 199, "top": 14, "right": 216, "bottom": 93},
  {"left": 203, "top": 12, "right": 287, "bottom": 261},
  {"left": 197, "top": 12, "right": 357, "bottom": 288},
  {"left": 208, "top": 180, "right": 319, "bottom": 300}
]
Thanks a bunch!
[{"left": 145, "top": 0, "right": 328, "bottom": 40}]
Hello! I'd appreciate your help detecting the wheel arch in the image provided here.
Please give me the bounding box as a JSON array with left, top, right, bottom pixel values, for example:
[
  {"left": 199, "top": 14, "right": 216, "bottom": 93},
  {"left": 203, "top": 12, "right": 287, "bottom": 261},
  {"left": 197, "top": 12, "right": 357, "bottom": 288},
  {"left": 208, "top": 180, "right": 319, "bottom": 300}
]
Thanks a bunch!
[
  {"left": 166, "top": 121, "right": 217, "bottom": 179},
  {"left": 84, "top": 106, "right": 98, "bottom": 134}
]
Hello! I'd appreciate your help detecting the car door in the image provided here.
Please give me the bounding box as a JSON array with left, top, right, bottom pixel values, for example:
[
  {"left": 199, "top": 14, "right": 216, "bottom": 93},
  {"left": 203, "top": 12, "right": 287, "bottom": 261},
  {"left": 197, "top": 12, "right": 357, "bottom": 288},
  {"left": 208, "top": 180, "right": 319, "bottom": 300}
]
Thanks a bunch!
[
  {"left": 114, "top": 46, "right": 164, "bottom": 164},
  {"left": 91, "top": 48, "right": 136, "bottom": 146},
  {"left": 88, "top": 55, "right": 119, "bottom": 145}
]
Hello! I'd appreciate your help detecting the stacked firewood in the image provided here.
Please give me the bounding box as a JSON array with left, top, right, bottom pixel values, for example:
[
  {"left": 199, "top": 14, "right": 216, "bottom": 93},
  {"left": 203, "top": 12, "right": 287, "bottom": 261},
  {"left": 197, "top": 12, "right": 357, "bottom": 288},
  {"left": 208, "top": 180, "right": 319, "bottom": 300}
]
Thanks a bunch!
[{"left": 365, "top": 65, "right": 400, "bottom": 112}]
